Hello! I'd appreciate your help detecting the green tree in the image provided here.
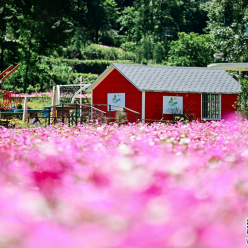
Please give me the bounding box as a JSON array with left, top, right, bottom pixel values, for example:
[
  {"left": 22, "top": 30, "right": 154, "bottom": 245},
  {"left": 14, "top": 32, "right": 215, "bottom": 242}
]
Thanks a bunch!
[
  {"left": 167, "top": 32, "right": 214, "bottom": 67},
  {"left": 118, "top": 7, "right": 140, "bottom": 42},
  {"left": 124, "top": 0, "right": 208, "bottom": 43},
  {"left": 83, "top": 0, "right": 119, "bottom": 43},
  {"left": 1, "top": 0, "right": 75, "bottom": 92},
  {"left": 135, "top": 36, "right": 151, "bottom": 63},
  {"left": 203, "top": 0, "right": 248, "bottom": 62},
  {"left": 236, "top": 79, "right": 248, "bottom": 118},
  {"left": 0, "top": 1, "right": 24, "bottom": 73},
  {"left": 115, "top": 0, "right": 136, "bottom": 10},
  {"left": 20, "top": 0, "right": 74, "bottom": 92},
  {"left": 153, "top": 42, "right": 166, "bottom": 63}
]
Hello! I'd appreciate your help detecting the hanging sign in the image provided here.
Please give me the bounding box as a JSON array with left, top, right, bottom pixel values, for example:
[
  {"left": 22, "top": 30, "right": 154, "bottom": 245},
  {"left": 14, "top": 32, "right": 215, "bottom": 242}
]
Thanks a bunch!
[
  {"left": 107, "top": 93, "right": 125, "bottom": 111},
  {"left": 163, "top": 96, "right": 183, "bottom": 114}
]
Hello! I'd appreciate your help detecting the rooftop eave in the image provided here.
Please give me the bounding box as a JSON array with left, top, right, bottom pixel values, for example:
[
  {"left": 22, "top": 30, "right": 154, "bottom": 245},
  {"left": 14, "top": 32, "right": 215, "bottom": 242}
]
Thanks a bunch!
[
  {"left": 140, "top": 89, "right": 240, "bottom": 94},
  {"left": 208, "top": 63, "right": 248, "bottom": 71}
]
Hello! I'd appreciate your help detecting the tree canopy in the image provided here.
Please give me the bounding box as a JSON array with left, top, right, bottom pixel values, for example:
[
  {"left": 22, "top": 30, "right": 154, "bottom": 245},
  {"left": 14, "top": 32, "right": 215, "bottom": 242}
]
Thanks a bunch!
[{"left": 0, "top": 0, "right": 247, "bottom": 92}]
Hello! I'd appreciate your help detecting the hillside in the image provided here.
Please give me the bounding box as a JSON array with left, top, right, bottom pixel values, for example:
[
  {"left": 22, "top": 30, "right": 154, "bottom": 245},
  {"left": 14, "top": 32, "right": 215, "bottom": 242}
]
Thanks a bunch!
[{"left": 1, "top": 0, "right": 247, "bottom": 92}]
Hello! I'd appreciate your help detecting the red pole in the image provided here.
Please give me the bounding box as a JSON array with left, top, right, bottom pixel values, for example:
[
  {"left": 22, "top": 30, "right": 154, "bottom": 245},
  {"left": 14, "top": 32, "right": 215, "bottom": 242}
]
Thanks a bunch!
[
  {"left": 0, "top": 65, "right": 13, "bottom": 78},
  {"left": 0, "top": 64, "right": 20, "bottom": 84}
]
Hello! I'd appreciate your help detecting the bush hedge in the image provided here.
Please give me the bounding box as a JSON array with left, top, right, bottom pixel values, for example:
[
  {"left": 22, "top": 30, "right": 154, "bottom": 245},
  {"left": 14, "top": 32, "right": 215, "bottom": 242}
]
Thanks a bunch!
[
  {"left": 120, "top": 42, "right": 136, "bottom": 53},
  {"left": 39, "top": 56, "right": 137, "bottom": 74},
  {"left": 48, "top": 73, "right": 98, "bottom": 85},
  {"left": 82, "top": 44, "right": 135, "bottom": 61},
  {"left": 2, "top": 56, "right": 136, "bottom": 93},
  {"left": 60, "top": 59, "right": 136, "bottom": 74},
  {"left": 3, "top": 73, "right": 98, "bottom": 93}
]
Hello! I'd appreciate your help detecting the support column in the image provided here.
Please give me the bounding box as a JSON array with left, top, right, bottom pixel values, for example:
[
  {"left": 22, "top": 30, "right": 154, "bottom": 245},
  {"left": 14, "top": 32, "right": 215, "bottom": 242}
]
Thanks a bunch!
[
  {"left": 91, "top": 91, "right": 93, "bottom": 120},
  {"left": 142, "top": 91, "right": 146, "bottom": 124},
  {"left": 57, "top": 85, "right": 60, "bottom": 105},
  {"left": 80, "top": 76, "right": 82, "bottom": 117}
]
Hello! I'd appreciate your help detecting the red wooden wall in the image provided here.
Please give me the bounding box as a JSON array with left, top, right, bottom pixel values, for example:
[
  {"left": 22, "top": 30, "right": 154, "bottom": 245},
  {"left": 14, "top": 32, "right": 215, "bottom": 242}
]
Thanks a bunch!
[
  {"left": 145, "top": 92, "right": 201, "bottom": 121},
  {"left": 93, "top": 69, "right": 142, "bottom": 121},
  {"left": 146, "top": 93, "right": 238, "bottom": 121},
  {"left": 221, "top": 94, "right": 238, "bottom": 120}
]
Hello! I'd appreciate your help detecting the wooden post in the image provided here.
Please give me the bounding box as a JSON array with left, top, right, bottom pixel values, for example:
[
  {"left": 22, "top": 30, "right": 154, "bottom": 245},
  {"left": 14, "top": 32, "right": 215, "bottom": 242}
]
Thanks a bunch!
[
  {"left": 68, "top": 108, "right": 70, "bottom": 127},
  {"left": 95, "top": 104, "right": 97, "bottom": 120},
  {"left": 48, "top": 107, "right": 51, "bottom": 126},
  {"left": 80, "top": 106, "right": 83, "bottom": 124},
  {"left": 62, "top": 104, "right": 64, "bottom": 124},
  {"left": 52, "top": 86, "right": 57, "bottom": 117},
  {"left": 23, "top": 96, "right": 28, "bottom": 121},
  {"left": 83, "top": 106, "right": 85, "bottom": 123},
  {"left": 75, "top": 104, "right": 78, "bottom": 126},
  {"left": 80, "top": 76, "right": 82, "bottom": 117},
  {"left": 109, "top": 105, "right": 111, "bottom": 123},
  {"left": 91, "top": 91, "right": 93, "bottom": 120}
]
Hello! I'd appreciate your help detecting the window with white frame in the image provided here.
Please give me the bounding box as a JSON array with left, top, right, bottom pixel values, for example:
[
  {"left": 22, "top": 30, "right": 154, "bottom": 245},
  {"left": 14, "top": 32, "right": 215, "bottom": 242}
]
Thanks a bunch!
[{"left": 202, "top": 94, "right": 220, "bottom": 119}]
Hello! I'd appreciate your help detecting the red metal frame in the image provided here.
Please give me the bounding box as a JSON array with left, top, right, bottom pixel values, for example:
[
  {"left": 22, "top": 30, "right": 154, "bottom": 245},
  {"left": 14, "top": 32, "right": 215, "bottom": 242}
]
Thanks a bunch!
[
  {"left": 0, "top": 65, "right": 21, "bottom": 110},
  {"left": 0, "top": 64, "right": 20, "bottom": 84},
  {"left": 0, "top": 90, "right": 22, "bottom": 110},
  {"left": 0, "top": 65, "right": 13, "bottom": 78}
]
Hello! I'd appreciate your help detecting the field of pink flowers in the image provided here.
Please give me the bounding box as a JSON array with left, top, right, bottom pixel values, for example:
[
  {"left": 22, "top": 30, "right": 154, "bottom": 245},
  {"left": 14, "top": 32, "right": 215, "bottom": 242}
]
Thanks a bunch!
[{"left": 0, "top": 120, "right": 248, "bottom": 248}]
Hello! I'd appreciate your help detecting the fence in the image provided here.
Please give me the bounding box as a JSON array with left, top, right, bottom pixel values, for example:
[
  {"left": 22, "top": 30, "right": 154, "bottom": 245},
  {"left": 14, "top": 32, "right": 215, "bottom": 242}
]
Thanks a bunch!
[{"left": 0, "top": 103, "right": 140, "bottom": 127}]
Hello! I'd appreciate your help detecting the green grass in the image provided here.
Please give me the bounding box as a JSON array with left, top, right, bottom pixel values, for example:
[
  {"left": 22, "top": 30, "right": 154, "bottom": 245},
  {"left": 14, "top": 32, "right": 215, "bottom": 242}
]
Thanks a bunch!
[
  {"left": 21, "top": 97, "right": 52, "bottom": 110},
  {"left": 20, "top": 96, "right": 90, "bottom": 109}
]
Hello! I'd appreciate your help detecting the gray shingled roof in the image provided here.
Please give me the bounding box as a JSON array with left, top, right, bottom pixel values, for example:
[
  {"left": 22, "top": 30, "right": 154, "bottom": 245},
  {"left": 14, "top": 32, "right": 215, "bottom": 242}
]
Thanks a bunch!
[{"left": 111, "top": 63, "right": 241, "bottom": 94}]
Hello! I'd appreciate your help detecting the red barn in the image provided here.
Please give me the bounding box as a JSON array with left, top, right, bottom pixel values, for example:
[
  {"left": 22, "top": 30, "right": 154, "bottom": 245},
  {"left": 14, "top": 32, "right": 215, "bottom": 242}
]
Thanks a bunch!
[{"left": 86, "top": 63, "right": 240, "bottom": 122}]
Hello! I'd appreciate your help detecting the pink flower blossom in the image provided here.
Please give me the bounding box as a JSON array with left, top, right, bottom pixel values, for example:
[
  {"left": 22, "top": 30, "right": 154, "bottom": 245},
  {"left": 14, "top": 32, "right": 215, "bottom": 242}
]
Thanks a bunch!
[{"left": 0, "top": 119, "right": 247, "bottom": 247}]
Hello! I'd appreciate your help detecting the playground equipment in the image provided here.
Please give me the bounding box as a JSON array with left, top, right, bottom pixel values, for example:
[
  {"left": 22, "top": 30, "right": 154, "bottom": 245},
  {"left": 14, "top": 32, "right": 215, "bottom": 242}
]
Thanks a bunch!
[
  {"left": 57, "top": 84, "right": 90, "bottom": 105},
  {"left": 0, "top": 65, "right": 20, "bottom": 85},
  {"left": 0, "top": 90, "right": 22, "bottom": 110},
  {"left": 0, "top": 65, "right": 21, "bottom": 110}
]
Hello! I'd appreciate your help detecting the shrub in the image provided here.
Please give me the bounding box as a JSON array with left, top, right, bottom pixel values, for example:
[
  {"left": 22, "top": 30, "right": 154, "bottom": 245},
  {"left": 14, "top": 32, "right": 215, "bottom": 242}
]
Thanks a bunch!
[
  {"left": 48, "top": 73, "right": 98, "bottom": 85},
  {"left": 236, "top": 79, "right": 248, "bottom": 118},
  {"left": 135, "top": 36, "right": 153, "bottom": 63},
  {"left": 153, "top": 42, "right": 166, "bottom": 64},
  {"left": 167, "top": 32, "right": 213, "bottom": 67},
  {"left": 61, "top": 59, "right": 136, "bottom": 74},
  {"left": 115, "top": 110, "right": 127, "bottom": 126},
  {"left": 82, "top": 44, "right": 135, "bottom": 61},
  {"left": 120, "top": 42, "right": 136, "bottom": 53},
  {"left": 2, "top": 55, "right": 137, "bottom": 93}
]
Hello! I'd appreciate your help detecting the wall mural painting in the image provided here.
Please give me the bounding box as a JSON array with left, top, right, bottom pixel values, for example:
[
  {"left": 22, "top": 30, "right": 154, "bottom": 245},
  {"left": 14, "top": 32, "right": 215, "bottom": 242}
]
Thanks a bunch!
[
  {"left": 163, "top": 96, "right": 183, "bottom": 114},
  {"left": 107, "top": 93, "right": 125, "bottom": 111}
]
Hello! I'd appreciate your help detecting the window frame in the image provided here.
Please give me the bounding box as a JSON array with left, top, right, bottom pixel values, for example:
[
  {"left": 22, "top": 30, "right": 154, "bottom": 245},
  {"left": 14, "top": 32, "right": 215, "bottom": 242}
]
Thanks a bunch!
[{"left": 201, "top": 94, "right": 221, "bottom": 120}]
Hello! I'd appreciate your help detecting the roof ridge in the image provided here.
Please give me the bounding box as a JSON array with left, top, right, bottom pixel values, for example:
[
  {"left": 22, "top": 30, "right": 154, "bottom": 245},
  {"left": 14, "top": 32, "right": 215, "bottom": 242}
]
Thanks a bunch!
[{"left": 112, "top": 63, "right": 223, "bottom": 70}]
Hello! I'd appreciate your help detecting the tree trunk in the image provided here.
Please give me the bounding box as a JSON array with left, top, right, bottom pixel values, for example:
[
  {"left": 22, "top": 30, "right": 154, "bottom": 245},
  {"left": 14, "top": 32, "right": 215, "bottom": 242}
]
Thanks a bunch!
[
  {"left": 0, "top": 44, "right": 3, "bottom": 72},
  {"left": 24, "top": 25, "right": 35, "bottom": 93},
  {"left": 95, "top": 27, "right": 99, "bottom": 43},
  {"left": 0, "top": 42, "right": 3, "bottom": 90}
]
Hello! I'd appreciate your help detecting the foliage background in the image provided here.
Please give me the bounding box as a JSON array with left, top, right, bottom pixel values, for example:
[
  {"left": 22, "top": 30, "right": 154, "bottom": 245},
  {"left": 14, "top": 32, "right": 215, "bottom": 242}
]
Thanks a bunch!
[{"left": 1, "top": 0, "right": 248, "bottom": 94}]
